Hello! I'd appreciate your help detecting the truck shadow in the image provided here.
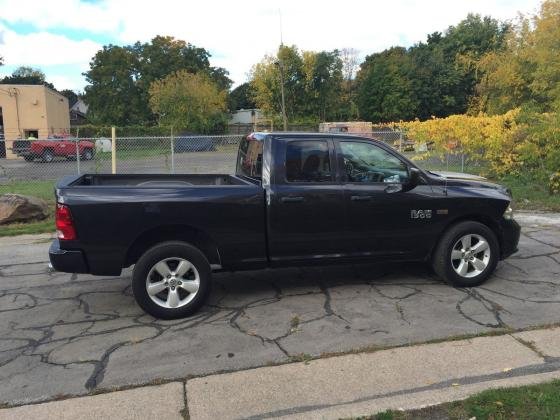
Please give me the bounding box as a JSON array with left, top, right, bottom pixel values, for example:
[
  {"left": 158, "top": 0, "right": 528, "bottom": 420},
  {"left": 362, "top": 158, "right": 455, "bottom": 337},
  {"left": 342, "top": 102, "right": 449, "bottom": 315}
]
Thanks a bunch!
[{"left": 207, "top": 261, "right": 442, "bottom": 307}]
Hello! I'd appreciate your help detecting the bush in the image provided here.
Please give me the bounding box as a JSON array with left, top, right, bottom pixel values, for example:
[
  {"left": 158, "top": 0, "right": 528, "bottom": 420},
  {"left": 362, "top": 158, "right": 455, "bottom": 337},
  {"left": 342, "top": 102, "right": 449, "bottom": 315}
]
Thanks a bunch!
[
  {"left": 550, "top": 172, "right": 560, "bottom": 195},
  {"left": 399, "top": 109, "right": 560, "bottom": 178}
]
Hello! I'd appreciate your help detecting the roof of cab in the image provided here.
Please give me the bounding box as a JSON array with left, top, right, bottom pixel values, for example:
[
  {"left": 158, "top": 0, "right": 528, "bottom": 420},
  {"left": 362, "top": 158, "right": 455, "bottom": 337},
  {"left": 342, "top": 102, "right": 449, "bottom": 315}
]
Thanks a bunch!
[{"left": 249, "top": 132, "right": 376, "bottom": 141}]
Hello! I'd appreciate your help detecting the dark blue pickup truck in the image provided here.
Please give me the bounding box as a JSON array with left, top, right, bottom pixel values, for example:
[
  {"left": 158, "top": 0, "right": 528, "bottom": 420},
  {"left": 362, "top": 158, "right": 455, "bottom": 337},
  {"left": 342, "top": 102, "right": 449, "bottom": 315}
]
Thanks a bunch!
[{"left": 49, "top": 133, "right": 520, "bottom": 318}]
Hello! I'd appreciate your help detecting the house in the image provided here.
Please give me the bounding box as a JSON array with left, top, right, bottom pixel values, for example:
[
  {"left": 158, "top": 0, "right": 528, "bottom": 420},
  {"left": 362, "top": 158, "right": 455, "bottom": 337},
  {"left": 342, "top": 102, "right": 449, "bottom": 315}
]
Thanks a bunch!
[
  {"left": 229, "top": 108, "right": 263, "bottom": 125},
  {"left": 0, "top": 84, "right": 70, "bottom": 159},
  {"left": 318, "top": 121, "right": 373, "bottom": 135},
  {"left": 69, "top": 97, "right": 88, "bottom": 125}
]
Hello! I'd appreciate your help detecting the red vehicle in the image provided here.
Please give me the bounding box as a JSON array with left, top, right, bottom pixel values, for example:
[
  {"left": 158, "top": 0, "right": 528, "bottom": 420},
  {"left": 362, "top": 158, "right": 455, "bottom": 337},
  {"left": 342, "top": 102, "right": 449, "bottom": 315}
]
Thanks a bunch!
[{"left": 12, "top": 135, "right": 95, "bottom": 162}]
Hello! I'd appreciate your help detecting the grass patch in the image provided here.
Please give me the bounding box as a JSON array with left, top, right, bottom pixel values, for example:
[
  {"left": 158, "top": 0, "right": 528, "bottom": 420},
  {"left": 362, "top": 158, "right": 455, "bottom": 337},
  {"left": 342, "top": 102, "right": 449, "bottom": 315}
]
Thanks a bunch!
[
  {"left": 499, "top": 173, "right": 560, "bottom": 212},
  {"left": 367, "top": 379, "right": 560, "bottom": 419},
  {"left": 0, "top": 180, "right": 56, "bottom": 236},
  {"left": 0, "top": 179, "right": 56, "bottom": 202},
  {"left": 0, "top": 215, "right": 54, "bottom": 236}
]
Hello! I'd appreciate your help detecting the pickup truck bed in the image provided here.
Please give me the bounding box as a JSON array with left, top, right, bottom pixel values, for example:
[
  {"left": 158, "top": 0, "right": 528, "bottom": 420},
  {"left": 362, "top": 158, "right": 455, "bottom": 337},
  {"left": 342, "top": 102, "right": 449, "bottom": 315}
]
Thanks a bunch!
[
  {"left": 53, "top": 173, "right": 266, "bottom": 277},
  {"left": 72, "top": 174, "right": 250, "bottom": 187}
]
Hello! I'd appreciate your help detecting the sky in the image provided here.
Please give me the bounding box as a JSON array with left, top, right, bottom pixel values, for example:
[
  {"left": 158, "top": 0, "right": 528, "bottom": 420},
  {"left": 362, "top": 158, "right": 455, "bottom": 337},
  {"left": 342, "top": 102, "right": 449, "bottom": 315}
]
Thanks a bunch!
[{"left": 0, "top": 0, "right": 543, "bottom": 92}]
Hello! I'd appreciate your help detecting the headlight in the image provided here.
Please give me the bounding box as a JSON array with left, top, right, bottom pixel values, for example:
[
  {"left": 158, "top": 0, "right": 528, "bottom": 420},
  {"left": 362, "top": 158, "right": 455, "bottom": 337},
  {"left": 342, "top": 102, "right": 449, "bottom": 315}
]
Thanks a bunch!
[{"left": 503, "top": 205, "right": 514, "bottom": 220}]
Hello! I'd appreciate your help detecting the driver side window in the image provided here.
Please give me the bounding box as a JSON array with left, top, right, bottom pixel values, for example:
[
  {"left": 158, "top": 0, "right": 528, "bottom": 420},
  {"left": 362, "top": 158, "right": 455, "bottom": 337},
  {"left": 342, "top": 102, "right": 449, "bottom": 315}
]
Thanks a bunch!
[{"left": 340, "top": 142, "right": 408, "bottom": 183}]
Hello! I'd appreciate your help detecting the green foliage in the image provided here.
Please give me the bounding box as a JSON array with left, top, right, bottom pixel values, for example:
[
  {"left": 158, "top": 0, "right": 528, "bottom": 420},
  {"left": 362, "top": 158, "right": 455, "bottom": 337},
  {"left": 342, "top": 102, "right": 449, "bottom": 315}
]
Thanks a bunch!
[
  {"left": 250, "top": 45, "right": 346, "bottom": 122},
  {"left": 355, "top": 14, "right": 507, "bottom": 123},
  {"left": 550, "top": 171, "right": 560, "bottom": 195},
  {"left": 228, "top": 82, "right": 256, "bottom": 111},
  {"left": 58, "top": 89, "right": 79, "bottom": 104},
  {"left": 149, "top": 70, "right": 227, "bottom": 134},
  {"left": 71, "top": 124, "right": 175, "bottom": 137},
  {"left": 1, "top": 66, "right": 55, "bottom": 89},
  {"left": 475, "top": 0, "right": 560, "bottom": 114},
  {"left": 356, "top": 47, "right": 418, "bottom": 122},
  {"left": 84, "top": 36, "right": 231, "bottom": 126}
]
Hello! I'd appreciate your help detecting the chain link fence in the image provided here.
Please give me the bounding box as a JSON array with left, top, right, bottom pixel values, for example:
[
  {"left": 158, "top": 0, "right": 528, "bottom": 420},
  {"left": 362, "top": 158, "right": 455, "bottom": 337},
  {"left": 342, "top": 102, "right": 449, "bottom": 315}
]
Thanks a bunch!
[
  {"left": 0, "top": 129, "right": 486, "bottom": 205},
  {"left": 0, "top": 134, "right": 244, "bottom": 203}
]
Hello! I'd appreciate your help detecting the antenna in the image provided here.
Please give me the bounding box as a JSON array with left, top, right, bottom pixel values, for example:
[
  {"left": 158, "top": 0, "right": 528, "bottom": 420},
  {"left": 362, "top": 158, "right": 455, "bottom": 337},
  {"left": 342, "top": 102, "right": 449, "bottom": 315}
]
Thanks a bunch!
[{"left": 279, "top": 8, "right": 283, "bottom": 46}]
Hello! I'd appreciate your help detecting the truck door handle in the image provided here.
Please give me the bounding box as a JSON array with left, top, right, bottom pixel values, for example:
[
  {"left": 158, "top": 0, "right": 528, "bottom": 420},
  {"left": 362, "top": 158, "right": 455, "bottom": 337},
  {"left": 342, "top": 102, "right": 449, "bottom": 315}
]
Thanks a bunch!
[
  {"left": 350, "top": 195, "right": 372, "bottom": 201},
  {"left": 281, "top": 196, "right": 304, "bottom": 203}
]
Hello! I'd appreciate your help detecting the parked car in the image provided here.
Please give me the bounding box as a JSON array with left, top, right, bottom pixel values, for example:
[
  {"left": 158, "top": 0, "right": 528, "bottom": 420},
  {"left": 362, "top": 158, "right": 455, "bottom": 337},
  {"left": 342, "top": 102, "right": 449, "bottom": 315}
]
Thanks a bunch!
[
  {"left": 49, "top": 132, "right": 520, "bottom": 319},
  {"left": 173, "top": 136, "right": 217, "bottom": 153},
  {"left": 13, "top": 135, "right": 95, "bottom": 162}
]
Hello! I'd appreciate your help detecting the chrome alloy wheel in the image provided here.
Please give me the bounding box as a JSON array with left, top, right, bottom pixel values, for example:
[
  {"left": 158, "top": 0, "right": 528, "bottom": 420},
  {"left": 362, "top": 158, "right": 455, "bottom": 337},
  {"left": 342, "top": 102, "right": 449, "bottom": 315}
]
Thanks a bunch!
[
  {"left": 145, "top": 258, "right": 200, "bottom": 308},
  {"left": 450, "top": 234, "right": 491, "bottom": 278}
]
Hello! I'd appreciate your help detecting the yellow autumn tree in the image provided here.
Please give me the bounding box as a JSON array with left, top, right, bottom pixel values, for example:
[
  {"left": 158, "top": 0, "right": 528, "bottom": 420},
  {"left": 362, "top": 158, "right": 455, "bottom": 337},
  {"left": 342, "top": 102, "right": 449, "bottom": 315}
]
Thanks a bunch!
[
  {"left": 149, "top": 70, "right": 227, "bottom": 133},
  {"left": 474, "top": 0, "right": 560, "bottom": 114}
]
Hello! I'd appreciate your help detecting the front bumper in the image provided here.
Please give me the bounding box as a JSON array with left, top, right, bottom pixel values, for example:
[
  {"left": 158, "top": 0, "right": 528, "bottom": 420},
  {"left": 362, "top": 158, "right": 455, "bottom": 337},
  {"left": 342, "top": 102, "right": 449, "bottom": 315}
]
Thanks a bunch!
[
  {"left": 500, "top": 218, "right": 521, "bottom": 259},
  {"left": 49, "top": 239, "right": 89, "bottom": 273}
]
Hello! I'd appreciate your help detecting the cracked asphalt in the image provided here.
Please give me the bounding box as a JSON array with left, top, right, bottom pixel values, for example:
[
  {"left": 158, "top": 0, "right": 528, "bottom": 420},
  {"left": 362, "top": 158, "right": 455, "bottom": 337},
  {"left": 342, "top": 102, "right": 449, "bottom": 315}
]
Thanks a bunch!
[{"left": 1, "top": 212, "right": 559, "bottom": 406}]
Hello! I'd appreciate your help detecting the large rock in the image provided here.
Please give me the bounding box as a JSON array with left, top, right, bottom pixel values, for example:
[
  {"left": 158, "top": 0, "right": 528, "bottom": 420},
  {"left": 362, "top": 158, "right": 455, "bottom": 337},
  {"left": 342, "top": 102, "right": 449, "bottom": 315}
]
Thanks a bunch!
[{"left": 0, "top": 194, "right": 49, "bottom": 225}]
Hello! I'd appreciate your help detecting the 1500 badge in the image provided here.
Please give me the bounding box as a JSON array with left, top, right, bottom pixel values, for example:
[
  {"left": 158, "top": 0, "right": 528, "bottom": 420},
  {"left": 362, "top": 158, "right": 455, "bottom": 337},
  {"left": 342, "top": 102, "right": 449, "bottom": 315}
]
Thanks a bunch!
[{"left": 411, "top": 210, "right": 432, "bottom": 219}]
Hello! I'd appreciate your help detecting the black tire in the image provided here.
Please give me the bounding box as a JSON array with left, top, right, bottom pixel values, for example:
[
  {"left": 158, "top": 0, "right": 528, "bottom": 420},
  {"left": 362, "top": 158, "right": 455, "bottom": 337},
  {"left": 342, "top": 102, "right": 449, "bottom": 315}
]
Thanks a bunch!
[
  {"left": 132, "top": 241, "right": 211, "bottom": 319},
  {"left": 432, "top": 221, "right": 499, "bottom": 287},
  {"left": 42, "top": 149, "right": 54, "bottom": 163},
  {"left": 24, "top": 156, "right": 34, "bottom": 162},
  {"left": 82, "top": 148, "right": 93, "bottom": 160}
]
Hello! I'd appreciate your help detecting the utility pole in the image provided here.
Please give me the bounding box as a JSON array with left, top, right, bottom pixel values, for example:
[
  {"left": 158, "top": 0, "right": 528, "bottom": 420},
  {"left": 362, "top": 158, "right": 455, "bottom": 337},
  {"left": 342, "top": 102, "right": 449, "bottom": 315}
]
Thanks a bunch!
[
  {"left": 277, "top": 60, "right": 288, "bottom": 131},
  {"left": 277, "top": 8, "right": 288, "bottom": 132}
]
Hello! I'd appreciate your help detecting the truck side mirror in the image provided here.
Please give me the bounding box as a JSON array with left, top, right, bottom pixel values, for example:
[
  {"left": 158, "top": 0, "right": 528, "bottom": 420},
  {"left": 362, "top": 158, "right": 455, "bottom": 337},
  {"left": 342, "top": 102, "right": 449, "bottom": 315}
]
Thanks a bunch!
[{"left": 403, "top": 167, "right": 421, "bottom": 191}]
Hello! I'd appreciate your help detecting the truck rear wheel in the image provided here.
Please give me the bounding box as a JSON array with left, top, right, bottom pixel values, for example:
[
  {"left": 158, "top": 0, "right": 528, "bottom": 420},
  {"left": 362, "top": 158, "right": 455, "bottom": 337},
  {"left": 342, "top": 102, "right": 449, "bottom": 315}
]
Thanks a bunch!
[
  {"left": 132, "top": 241, "right": 211, "bottom": 319},
  {"left": 432, "top": 221, "right": 499, "bottom": 287},
  {"left": 82, "top": 148, "right": 93, "bottom": 160},
  {"left": 42, "top": 149, "right": 54, "bottom": 163}
]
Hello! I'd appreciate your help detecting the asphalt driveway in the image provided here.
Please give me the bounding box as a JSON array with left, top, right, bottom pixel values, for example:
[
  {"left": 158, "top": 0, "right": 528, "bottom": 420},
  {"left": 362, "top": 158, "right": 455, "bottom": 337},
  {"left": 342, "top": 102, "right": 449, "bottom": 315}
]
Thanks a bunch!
[{"left": 0, "top": 212, "right": 559, "bottom": 405}]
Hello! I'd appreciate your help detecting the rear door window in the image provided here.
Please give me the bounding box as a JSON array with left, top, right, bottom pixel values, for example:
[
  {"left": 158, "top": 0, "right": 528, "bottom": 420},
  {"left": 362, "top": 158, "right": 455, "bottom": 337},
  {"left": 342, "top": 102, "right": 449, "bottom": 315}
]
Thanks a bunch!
[
  {"left": 285, "top": 140, "right": 332, "bottom": 183},
  {"left": 236, "top": 135, "right": 263, "bottom": 179}
]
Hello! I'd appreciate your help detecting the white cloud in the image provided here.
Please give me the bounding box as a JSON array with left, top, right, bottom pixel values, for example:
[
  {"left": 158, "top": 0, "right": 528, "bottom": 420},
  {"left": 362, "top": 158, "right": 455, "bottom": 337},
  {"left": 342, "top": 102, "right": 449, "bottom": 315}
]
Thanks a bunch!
[
  {"left": 0, "top": 0, "right": 119, "bottom": 32},
  {"left": 0, "top": 25, "right": 100, "bottom": 67},
  {"left": 0, "top": 0, "right": 544, "bottom": 89}
]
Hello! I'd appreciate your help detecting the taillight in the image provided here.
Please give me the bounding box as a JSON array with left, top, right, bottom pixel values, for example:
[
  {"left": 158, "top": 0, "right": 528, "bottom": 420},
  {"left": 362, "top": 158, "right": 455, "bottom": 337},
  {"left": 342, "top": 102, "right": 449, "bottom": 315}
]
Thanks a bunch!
[{"left": 56, "top": 204, "right": 77, "bottom": 240}]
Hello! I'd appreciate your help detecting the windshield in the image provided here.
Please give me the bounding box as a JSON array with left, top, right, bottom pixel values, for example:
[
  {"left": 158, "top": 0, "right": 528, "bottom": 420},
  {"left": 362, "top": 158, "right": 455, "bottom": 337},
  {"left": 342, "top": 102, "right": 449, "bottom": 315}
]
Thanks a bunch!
[{"left": 236, "top": 135, "right": 264, "bottom": 179}]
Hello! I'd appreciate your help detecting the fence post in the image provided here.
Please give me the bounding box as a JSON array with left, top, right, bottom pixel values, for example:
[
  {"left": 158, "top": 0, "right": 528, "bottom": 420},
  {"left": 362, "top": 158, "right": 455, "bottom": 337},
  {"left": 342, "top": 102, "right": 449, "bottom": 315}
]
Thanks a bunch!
[
  {"left": 111, "top": 126, "right": 116, "bottom": 174},
  {"left": 75, "top": 127, "right": 81, "bottom": 175},
  {"left": 170, "top": 127, "right": 175, "bottom": 174},
  {"left": 399, "top": 130, "right": 403, "bottom": 152}
]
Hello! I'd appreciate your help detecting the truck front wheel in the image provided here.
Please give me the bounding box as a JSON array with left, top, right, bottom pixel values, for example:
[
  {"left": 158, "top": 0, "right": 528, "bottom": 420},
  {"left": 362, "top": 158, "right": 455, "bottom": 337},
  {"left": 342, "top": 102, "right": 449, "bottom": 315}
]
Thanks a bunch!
[
  {"left": 432, "top": 221, "right": 499, "bottom": 287},
  {"left": 132, "top": 241, "right": 211, "bottom": 319}
]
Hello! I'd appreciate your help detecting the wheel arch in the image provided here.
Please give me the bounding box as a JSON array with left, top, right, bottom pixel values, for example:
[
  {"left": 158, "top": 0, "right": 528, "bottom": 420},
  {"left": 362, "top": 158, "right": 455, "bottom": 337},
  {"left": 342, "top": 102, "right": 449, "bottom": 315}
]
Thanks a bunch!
[
  {"left": 124, "top": 224, "right": 221, "bottom": 268},
  {"left": 430, "top": 214, "right": 502, "bottom": 260}
]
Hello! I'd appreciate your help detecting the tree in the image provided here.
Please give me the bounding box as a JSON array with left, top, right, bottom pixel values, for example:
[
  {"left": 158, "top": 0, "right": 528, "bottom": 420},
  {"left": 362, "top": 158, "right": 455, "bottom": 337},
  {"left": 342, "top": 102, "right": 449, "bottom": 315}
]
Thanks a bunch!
[
  {"left": 475, "top": 0, "right": 560, "bottom": 114},
  {"left": 340, "top": 48, "right": 360, "bottom": 81},
  {"left": 149, "top": 70, "right": 227, "bottom": 133},
  {"left": 84, "top": 45, "right": 145, "bottom": 125},
  {"left": 84, "top": 36, "right": 231, "bottom": 125},
  {"left": 356, "top": 47, "right": 418, "bottom": 122},
  {"left": 250, "top": 45, "right": 345, "bottom": 122},
  {"left": 228, "top": 82, "right": 256, "bottom": 111},
  {"left": 355, "top": 14, "right": 507, "bottom": 122},
  {"left": 1, "top": 66, "right": 55, "bottom": 89},
  {"left": 59, "top": 89, "right": 79, "bottom": 105}
]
